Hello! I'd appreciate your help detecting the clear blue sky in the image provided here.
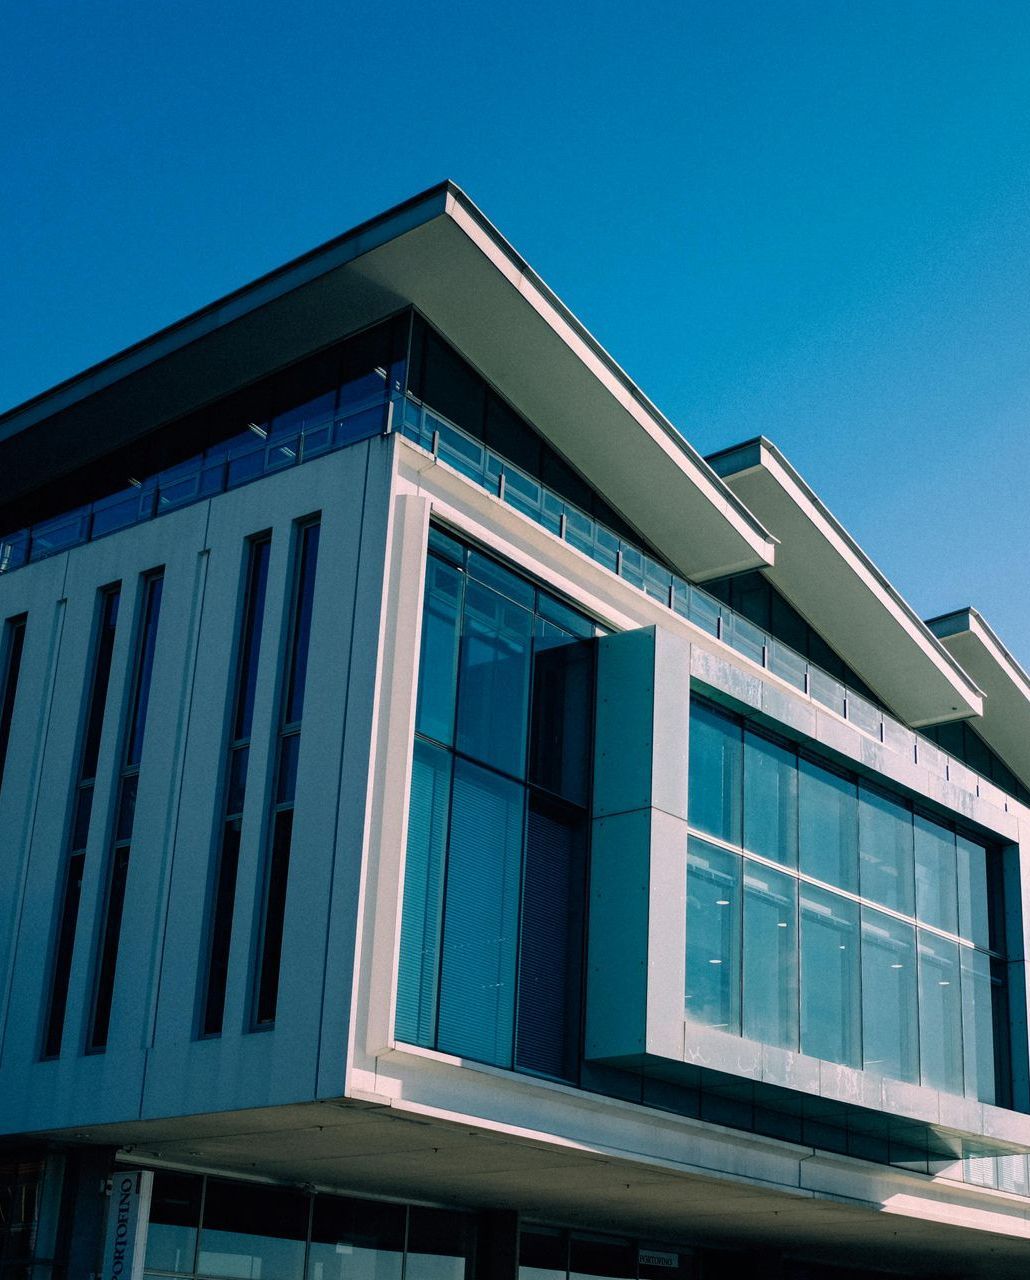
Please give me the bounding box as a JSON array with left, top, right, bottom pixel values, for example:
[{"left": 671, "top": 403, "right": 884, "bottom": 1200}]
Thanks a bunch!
[{"left": 3, "top": 1, "right": 1030, "bottom": 664}]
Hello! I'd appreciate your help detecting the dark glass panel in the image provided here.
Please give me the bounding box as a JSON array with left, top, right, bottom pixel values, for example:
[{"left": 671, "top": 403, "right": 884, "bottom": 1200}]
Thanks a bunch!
[
  {"left": 860, "top": 909, "right": 918, "bottom": 1083},
  {"left": 800, "top": 884, "right": 860, "bottom": 1067},
  {"left": 918, "top": 931, "right": 964, "bottom": 1095},
  {"left": 427, "top": 525, "right": 465, "bottom": 567},
  {"left": 225, "top": 746, "right": 249, "bottom": 818},
  {"left": 568, "top": 1234, "right": 635, "bottom": 1279},
  {"left": 485, "top": 393, "right": 541, "bottom": 476},
  {"left": 307, "top": 1194, "right": 404, "bottom": 1279},
  {"left": 798, "top": 758, "right": 858, "bottom": 893},
  {"left": 116, "top": 774, "right": 137, "bottom": 843},
  {"left": 276, "top": 732, "right": 300, "bottom": 806},
  {"left": 406, "top": 1207, "right": 474, "bottom": 1278},
  {"left": 80, "top": 587, "right": 121, "bottom": 781},
  {"left": 202, "top": 821, "right": 242, "bottom": 1037},
  {"left": 437, "top": 760, "right": 523, "bottom": 1065},
  {"left": 89, "top": 843, "right": 131, "bottom": 1049},
  {"left": 541, "top": 448, "right": 594, "bottom": 515},
  {"left": 124, "top": 574, "right": 164, "bottom": 768},
  {"left": 144, "top": 1171, "right": 201, "bottom": 1274},
  {"left": 284, "top": 522, "right": 321, "bottom": 726},
  {"left": 455, "top": 580, "right": 533, "bottom": 780},
  {"left": 467, "top": 551, "right": 535, "bottom": 610},
  {"left": 688, "top": 700, "right": 743, "bottom": 846},
  {"left": 0, "top": 615, "right": 26, "bottom": 789},
  {"left": 956, "top": 835, "right": 991, "bottom": 949},
  {"left": 529, "top": 622, "right": 593, "bottom": 807},
  {"left": 415, "top": 556, "right": 464, "bottom": 746},
  {"left": 858, "top": 785, "right": 914, "bottom": 916},
  {"left": 255, "top": 808, "right": 294, "bottom": 1025},
  {"left": 537, "top": 591, "right": 595, "bottom": 639},
  {"left": 396, "top": 741, "right": 452, "bottom": 1046},
  {"left": 961, "top": 947, "right": 996, "bottom": 1104},
  {"left": 685, "top": 838, "right": 741, "bottom": 1033},
  {"left": 234, "top": 537, "right": 271, "bottom": 743},
  {"left": 519, "top": 1225, "right": 566, "bottom": 1278},
  {"left": 743, "top": 729, "right": 797, "bottom": 866},
  {"left": 743, "top": 862, "right": 798, "bottom": 1049},
  {"left": 198, "top": 1179, "right": 308, "bottom": 1279},
  {"left": 70, "top": 784, "right": 94, "bottom": 853},
  {"left": 418, "top": 328, "right": 486, "bottom": 439},
  {"left": 516, "top": 798, "right": 586, "bottom": 1080},
  {"left": 43, "top": 852, "right": 85, "bottom": 1058}
]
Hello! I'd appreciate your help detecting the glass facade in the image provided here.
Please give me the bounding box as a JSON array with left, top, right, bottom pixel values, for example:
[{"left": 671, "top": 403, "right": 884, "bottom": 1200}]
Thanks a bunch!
[
  {"left": 686, "top": 696, "right": 1009, "bottom": 1104},
  {"left": 396, "top": 528, "right": 594, "bottom": 1081},
  {"left": 144, "top": 1172, "right": 474, "bottom": 1279}
]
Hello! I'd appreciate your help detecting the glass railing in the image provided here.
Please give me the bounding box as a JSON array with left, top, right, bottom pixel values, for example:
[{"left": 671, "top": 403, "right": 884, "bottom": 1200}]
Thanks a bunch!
[
  {"left": 0, "top": 395, "right": 391, "bottom": 575},
  {"left": 395, "top": 395, "right": 1019, "bottom": 812},
  {"left": 0, "top": 386, "right": 1015, "bottom": 812}
]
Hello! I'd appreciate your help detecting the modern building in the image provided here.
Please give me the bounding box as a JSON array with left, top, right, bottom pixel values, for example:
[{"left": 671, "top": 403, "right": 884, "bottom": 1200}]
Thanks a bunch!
[{"left": 1, "top": 182, "right": 1030, "bottom": 1280}]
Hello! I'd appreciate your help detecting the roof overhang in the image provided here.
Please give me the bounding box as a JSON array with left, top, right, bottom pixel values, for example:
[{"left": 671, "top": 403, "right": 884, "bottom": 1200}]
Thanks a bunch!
[
  {"left": 0, "top": 182, "right": 775, "bottom": 582},
  {"left": 928, "top": 608, "right": 1030, "bottom": 790},
  {"left": 708, "top": 438, "right": 983, "bottom": 727}
]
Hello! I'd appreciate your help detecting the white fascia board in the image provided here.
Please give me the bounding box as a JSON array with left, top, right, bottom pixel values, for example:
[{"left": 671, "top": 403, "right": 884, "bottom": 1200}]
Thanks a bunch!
[
  {"left": 928, "top": 608, "right": 1030, "bottom": 788},
  {"left": 711, "top": 438, "right": 983, "bottom": 727}
]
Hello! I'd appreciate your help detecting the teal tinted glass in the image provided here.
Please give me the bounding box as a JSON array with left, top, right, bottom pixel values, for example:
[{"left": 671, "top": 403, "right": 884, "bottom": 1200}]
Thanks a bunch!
[
  {"left": 743, "top": 862, "right": 798, "bottom": 1049},
  {"left": 688, "top": 701, "right": 742, "bottom": 846},
  {"left": 685, "top": 838, "right": 741, "bottom": 1032},
  {"left": 396, "top": 741, "right": 452, "bottom": 1045},
  {"left": 961, "top": 947, "right": 996, "bottom": 1104},
  {"left": 800, "top": 884, "right": 860, "bottom": 1067},
  {"left": 743, "top": 729, "right": 798, "bottom": 866},
  {"left": 529, "top": 620, "right": 593, "bottom": 807},
  {"left": 957, "top": 835, "right": 991, "bottom": 948},
  {"left": 914, "top": 814, "right": 958, "bottom": 934},
  {"left": 918, "top": 932, "right": 964, "bottom": 1095},
  {"left": 415, "top": 556, "right": 464, "bottom": 746},
  {"left": 437, "top": 759, "right": 524, "bottom": 1065},
  {"left": 798, "top": 759, "right": 858, "bottom": 892},
  {"left": 455, "top": 580, "right": 533, "bottom": 779},
  {"left": 858, "top": 785, "right": 914, "bottom": 916},
  {"left": 860, "top": 909, "right": 918, "bottom": 1083}
]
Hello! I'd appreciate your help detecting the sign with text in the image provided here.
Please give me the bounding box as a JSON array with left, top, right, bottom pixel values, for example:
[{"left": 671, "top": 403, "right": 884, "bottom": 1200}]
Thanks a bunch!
[{"left": 101, "top": 1169, "right": 153, "bottom": 1280}]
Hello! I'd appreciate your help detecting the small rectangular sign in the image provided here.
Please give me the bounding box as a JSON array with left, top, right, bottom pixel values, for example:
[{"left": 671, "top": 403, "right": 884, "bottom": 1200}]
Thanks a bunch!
[
  {"left": 101, "top": 1169, "right": 153, "bottom": 1280},
  {"left": 639, "top": 1249, "right": 679, "bottom": 1268}
]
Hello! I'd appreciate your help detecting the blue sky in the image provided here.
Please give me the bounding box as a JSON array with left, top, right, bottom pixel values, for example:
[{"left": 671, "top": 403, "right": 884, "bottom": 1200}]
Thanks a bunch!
[{"left": 3, "top": 1, "right": 1030, "bottom": 663}]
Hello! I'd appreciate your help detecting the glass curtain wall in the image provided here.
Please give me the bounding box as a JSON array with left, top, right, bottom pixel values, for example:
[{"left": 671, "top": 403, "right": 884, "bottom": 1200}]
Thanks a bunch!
[
  {"left": 144, "top": 1171, "right": 474, "bottom": 1279},
  {"left": 396, "top": 527, "right": 595, "bottom": 1082},
  {"left": 686, "top": 696, "right": 1009, "bottom": 1104}
]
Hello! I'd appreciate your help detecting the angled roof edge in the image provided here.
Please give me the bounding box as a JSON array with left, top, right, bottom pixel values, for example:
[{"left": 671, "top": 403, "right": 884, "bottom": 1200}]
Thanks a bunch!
[
  {"left": 927, "top": 608, "right": 1030, "bottom": 790},
  {"left": 0, "top": 180, "right": 775, "bottom": 580},
  {"left": 709, "top": 437, "right": 984, "bottom": 726}
]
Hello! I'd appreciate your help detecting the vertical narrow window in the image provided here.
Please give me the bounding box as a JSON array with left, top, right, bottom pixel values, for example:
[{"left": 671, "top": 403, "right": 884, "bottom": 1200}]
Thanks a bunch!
[
  {"left": 860, "top": 908, "right": 918, "bottom": 1083},
  {"left": 200, "top": 534, "right": 271, "bottom": 1036},
  {"left": 798, "top": 758, "right": 858, "bottom": 892},
  {"left": 918, "top": 931, "right": 964, "bottom": 1095},
  {"left": 799, "top": 883, "right": 860, "bottom": 1067},
  {"left": 743, "top": 729, "right": 797, "bottom": 866},
  {"left": 742, "top": 862, "right": 798, "bottom": 1049},
  {"left": 43, "top": 585, "right": 120, "bottom": 1058},
  {"left": 688, "top": 701, "right": 743, "bottom": 846},
  {"left": 89, "top": 570, "right": 164, "bottom": 1050},
  {"left": 254, "top": 519, "right": 320, "bottom": 1027},
  {"left": 0, "top": 614, "right": 27, "bottom": 792}
]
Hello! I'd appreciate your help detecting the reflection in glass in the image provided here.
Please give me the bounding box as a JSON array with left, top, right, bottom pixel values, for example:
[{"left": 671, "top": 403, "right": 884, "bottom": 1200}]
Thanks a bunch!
[
  {"left": 688, "top": 701, "right": 742, "bottom": 846},
  {"left": 686, "top": 839, "right": 741, "bottom": 1032},
  {"left": 396, "top": 742, "right": 452, "bottom": 1045},
  {"left": 569, "top": 1233, "right": 635, "bottom": 1279},
  {"left": 743, "top": 862, "right": 798, "bottom": 1048},
  {"left": 743, "top": 730, "right": 797, "bottom": 866},
  {"left": 919, "top": 932, "right": 964, "bottom": 1095},
  {"left": 415, "top": 557, "right": 464, "bottom": 746},
  {"left": 957, "top": 836, "right": 990, "bottom": 948},
  {"left": 858, "top": 785, "right": 914, "bottom": 915},
  {"left": 860, "top": 909, "right": 918, "bottom": 1082},
  {"left": 307, "top": 1195, "right": 404, "bottom": 1280},
  {"left": 799, "top": 760, "right": 858, "bottom": 892},
  {"left": 145, "top": 1171, "right": 200, "bottom": 1274},
  {"left": 961, "top": 947, "right": 996, "bottom": 1105},
  {"left": 456, "top": 581, "right": 533, "bottom": 779},
  {"left": 529, "top": 622, "right": 593, "bottom": 807},
  {"left": 437, "top": 760, "right": 524, "bottom": 1065},
  {"left": 406, "top": 1207, "right": 473, "bottom": 1279},
  {"left": 914, "top": 815, "right": 958, "bottom": 934},
  {"left": 198, "top": 1180, "right": 307, "bottom": 1279},
  {"left": 800, "top": 885, "right": 860, "bottom": 1067},
  {"left": 519, "top": 1226, "right": 566, "bottom": 1279}
]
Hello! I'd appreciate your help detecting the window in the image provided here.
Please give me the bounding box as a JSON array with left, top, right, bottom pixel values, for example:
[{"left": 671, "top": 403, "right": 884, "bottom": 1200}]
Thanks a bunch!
[
  {"left": 396, "top": 531, "right": 594, "bottom": 1081},
  {"left": 0, "top": 614, "right": 26, "bottom": 791}
]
